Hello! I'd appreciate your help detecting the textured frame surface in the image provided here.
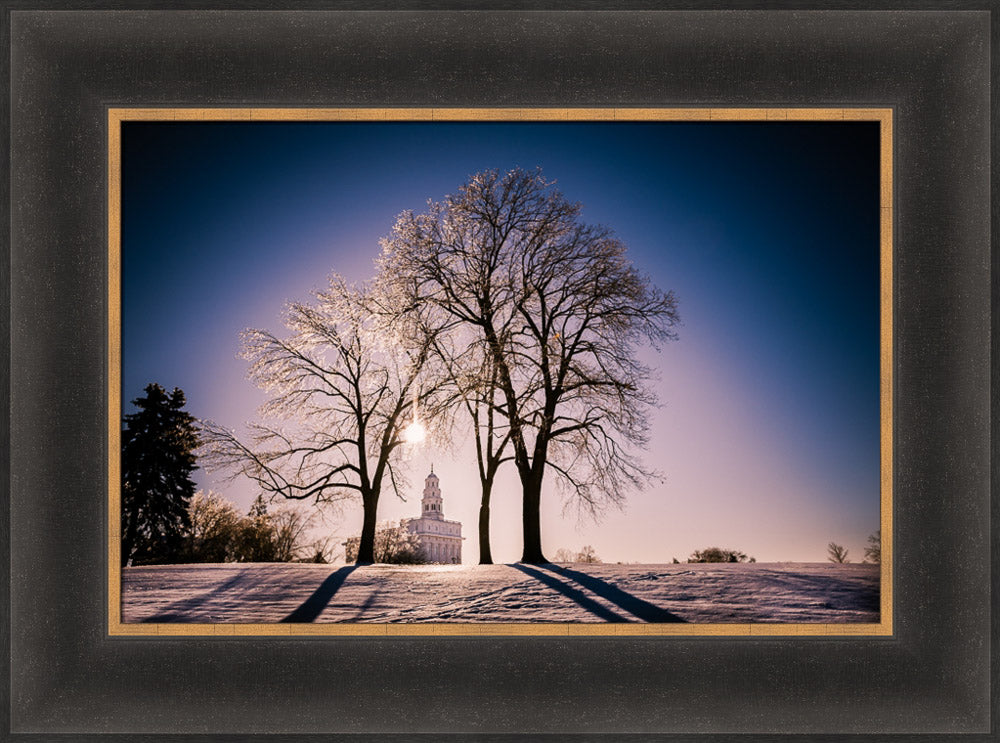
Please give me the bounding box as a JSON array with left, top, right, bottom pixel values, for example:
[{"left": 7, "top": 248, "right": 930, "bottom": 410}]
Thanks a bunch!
[{"left": 7, "top": 5, "right": 994, "bottom": 738}]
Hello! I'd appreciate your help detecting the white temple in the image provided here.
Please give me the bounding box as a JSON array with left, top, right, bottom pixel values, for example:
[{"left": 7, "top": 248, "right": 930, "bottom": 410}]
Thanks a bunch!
[{"left": 402, "top": 467, "right": 463, "bottom": 564}]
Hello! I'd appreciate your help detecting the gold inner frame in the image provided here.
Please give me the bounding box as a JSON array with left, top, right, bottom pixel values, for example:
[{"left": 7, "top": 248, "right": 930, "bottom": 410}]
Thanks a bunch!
[{"left": 107, "top": 107, "right": 893, "bottom": 637}]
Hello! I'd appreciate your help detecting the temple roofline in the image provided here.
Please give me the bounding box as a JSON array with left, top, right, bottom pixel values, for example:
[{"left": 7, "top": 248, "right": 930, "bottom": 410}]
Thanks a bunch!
[{"left": 402, "top": 516, "right": 462, "bottom": 527}]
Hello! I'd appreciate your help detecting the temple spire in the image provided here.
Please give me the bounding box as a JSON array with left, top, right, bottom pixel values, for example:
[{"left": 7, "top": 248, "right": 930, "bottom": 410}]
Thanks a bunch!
[{"left": 422, "top": 467, "right": 443, "bottom": 519}]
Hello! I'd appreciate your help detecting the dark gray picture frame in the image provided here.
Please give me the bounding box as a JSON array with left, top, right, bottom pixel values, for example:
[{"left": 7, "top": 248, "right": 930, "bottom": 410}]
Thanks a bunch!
[{"left": 4, "top": 4, "right": 995, "bottom": 739}]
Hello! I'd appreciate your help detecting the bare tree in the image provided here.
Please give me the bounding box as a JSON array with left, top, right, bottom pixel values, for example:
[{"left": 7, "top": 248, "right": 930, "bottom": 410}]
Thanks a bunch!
[
  {"left": 429, "top": 330, "right": 513, "bottom": 564},
  {"left": 200, "top": 276, "right": 439, "bottom": 564},
  {"left": 827, "top": 542, "right": 850, "bottom": 564},
  {"left": 576, "top": 545, "right": 601, "bottom": 564},
  {"left": 379, "top": 168, "right": 679, "bottom": 563},
  {"left": 297, "top": 536, "right": 338, "bottom": 564},
  {"left": 185, "top": 491, "right": 242, "bottom": 562},
  {"left": 184, "top": 491, "right": 323, "bottom": 563},
  {"left": 269, "top": 506, "right": 317, "bottom": 562},
  {"left": 552, "top": 547, "right": 576, "bottom": 563},
  {"left": 863, "top": 530, "right": 881, "bottom": 564}
]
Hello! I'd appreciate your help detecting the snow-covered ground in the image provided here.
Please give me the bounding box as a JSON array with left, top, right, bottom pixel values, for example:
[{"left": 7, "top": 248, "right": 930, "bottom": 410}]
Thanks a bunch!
[{"left": 122, "top": 562, "right": 879, "bottom": 624}]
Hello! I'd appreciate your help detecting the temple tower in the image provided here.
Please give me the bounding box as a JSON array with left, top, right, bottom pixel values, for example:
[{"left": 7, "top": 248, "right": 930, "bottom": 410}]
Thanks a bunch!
[
  {"left": 401, "top": 466, "right": 463, "bottom": 564},
  {"left": 421, "top": 467, "right": 444, "bottom": 519}
]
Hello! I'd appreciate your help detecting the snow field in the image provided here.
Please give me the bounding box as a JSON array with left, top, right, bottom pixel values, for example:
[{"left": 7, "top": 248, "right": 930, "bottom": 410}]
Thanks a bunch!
[{"left": 122, "top": 562, "right": 879, "bottom": 624}]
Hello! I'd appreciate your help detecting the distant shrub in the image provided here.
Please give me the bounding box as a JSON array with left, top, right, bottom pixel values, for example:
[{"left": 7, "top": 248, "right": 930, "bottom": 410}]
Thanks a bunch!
[
  {"left": 688, "top": 547, "right": 751, "bottom": 563},
  {"left": 296, "top": 537, "right": 335, "bottom": 564}
]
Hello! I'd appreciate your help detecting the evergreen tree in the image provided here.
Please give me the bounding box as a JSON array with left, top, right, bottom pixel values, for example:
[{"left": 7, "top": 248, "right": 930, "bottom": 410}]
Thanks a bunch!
[{"left": 121, "top": 383, "right": 199, "bottom": 566}]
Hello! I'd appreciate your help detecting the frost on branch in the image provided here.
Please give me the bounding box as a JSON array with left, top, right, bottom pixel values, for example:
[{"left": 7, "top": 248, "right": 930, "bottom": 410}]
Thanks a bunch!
[
  {"left": 199, "top": 276, "right": 445, "bottom": 564},
  {"left": 376, "top": 168, "right": 680, "bottom": 563}
]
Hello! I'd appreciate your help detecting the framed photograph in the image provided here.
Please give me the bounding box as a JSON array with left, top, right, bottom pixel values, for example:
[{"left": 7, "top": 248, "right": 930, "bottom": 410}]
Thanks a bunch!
[
  {"left": 110, "top": 108, "right": 891, "bottom": 638},
  {"left": 6, "top": 4, "right": 993, "bottom": 740}
]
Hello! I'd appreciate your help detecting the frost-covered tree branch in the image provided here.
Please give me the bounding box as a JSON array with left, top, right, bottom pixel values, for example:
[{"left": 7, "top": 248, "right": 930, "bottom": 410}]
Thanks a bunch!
[
  {"left": 377, "top": 168, "right": 680, "bottom": 563},
  {"left": 199, "top": 276, "right": 443, "bottom": 564}
]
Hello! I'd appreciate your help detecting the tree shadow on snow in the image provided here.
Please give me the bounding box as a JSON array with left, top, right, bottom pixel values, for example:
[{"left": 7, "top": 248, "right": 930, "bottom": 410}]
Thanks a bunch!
[
  {"left": 538, "top": 564, "right": 687, "bottom": 623},
  {"left": 746, "top": 570, "right": 880, "bottom": 614},
  {"left": 511, "top": 564, "right": 630, "bottom": 622},
  {"left": 281, "top": 565, "right": 358, "bottom": 623},
  {"left": 142, "top": 569, "right": 254, "bottom": 622}
]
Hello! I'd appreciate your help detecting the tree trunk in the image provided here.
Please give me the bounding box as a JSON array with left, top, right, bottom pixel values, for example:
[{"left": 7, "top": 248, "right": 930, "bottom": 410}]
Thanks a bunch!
[
  {"left": 478, "top": 482, "right": 493, "bottom": 565},
  {"left": 519, "top": 474, "right": 547, "bottom": 564},
  {"left": 355, "top": 495, "right": 378, "bottom": 564}
]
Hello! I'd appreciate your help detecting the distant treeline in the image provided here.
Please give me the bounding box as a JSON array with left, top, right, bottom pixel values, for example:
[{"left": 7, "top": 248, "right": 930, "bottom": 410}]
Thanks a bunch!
[{"left": 686, "top": 547, "right": 755, "bottom": 563}]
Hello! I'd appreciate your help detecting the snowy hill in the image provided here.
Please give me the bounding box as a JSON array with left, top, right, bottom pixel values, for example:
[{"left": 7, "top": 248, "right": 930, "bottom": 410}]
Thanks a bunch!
[{"left": 122, "top": 562, "right": 879, "bottom": 624}]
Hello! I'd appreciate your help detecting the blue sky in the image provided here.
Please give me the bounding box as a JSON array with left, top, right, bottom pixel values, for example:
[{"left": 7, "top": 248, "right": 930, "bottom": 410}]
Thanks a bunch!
[{"left": 122, "top": 120, "right": 880, "bottom": 563}]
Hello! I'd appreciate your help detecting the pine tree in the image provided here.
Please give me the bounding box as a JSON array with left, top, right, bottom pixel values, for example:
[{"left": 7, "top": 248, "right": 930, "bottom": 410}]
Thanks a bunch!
[{"left": 121, "top": 384, "right": 199, "bottom": 566}]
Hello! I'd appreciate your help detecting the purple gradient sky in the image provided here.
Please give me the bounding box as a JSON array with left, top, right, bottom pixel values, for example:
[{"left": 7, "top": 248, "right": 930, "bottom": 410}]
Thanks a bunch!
[{"left": 122, "top": 121, "right": 880, "bottom": 564}]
